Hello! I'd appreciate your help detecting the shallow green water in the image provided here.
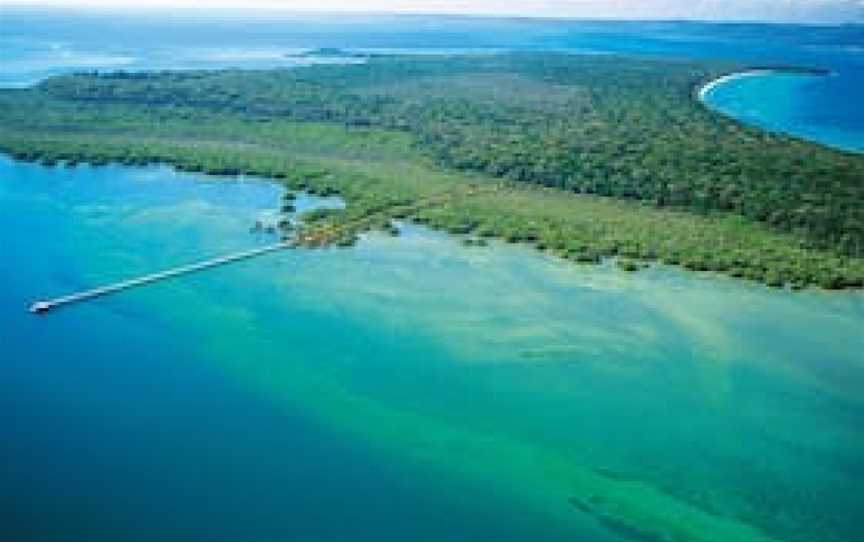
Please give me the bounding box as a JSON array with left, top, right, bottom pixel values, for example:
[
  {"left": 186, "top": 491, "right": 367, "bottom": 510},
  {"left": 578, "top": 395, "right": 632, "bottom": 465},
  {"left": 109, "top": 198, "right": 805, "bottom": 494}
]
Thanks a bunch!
[{"left": 2, "top": 158, "right": 862, "bottom": 542}]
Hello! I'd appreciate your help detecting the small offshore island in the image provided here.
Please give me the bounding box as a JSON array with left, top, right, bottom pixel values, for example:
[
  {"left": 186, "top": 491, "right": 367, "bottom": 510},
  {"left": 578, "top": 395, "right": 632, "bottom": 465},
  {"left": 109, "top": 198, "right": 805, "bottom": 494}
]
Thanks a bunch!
[{"left": 2, "top": 53, "right": 863, "bottom": 289}]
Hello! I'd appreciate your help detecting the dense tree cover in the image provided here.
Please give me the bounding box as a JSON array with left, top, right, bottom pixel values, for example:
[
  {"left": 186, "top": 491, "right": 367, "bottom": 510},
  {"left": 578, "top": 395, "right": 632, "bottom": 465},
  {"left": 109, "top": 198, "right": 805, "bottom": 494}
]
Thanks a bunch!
[
  {"left": 28, "top": 54, "right": 864, "bottom": 258},
  {"left": 1, "top": 53, "right": 863, "bottom": 289}
]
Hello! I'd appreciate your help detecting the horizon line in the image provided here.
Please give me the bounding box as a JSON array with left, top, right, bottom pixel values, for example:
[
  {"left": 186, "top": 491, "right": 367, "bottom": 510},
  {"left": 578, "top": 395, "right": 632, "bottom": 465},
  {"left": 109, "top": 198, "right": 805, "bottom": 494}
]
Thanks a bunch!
[{"left": 2, "top": 3, "right": 863, "bottom": 26}]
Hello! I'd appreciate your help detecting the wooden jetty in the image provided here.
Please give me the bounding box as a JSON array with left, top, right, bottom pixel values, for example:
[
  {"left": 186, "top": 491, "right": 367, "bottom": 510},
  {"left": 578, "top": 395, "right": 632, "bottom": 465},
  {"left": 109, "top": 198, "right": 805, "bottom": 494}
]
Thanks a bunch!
[{"left": 29, "top": 242, "right": 290, "bottom": 314}]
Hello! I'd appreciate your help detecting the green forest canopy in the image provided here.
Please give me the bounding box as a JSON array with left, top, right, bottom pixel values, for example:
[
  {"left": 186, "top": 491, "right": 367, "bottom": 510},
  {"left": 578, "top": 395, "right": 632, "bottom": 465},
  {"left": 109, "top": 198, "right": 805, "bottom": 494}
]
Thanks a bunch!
[{"left": 1, "top": 53, "right": 862, "bottom": 289}]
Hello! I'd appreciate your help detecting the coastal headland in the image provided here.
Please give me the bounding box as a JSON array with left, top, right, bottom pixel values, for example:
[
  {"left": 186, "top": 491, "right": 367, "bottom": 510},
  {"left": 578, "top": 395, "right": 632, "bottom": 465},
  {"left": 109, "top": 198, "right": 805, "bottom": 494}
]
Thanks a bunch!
[{"left": 2, "top": 53, "right": 862, "bottom": 289}]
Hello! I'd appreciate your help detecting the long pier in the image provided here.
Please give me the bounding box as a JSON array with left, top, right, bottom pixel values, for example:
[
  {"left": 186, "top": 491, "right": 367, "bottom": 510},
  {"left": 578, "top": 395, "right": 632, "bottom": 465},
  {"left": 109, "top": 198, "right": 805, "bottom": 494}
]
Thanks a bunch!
[
  {"left": 28, "top": 187, "right": 483, "bottom": 315},
  {"left": 29, "top": 242, "right": 291, "bottom": 315}
]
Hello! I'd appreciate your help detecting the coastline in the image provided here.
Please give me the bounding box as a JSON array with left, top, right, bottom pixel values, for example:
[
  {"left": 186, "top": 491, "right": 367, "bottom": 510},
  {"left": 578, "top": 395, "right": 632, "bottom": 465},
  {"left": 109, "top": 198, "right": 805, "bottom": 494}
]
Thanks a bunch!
[
  {"left": 698, "top": 70, "right": 774, "bottom": 101},
  {"left": 697, "top": 66, "right": 830, "bottom": 101},
  {"left": 4, "top": 55, "right": 863, "bottom": 290},
  {"left": 695, "top": 66, "right": 864, "bottom": 155}
]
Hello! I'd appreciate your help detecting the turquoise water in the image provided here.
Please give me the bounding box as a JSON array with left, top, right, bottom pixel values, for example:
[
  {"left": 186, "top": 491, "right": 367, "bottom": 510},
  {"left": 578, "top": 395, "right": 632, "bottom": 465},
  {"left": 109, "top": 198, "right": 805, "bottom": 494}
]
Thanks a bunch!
[
  {"left": 702, "top": 71, "right": 864, "bottom": 153},
  {"left": 2, "top": 11, "right": 864, "bottom": 541},
  {"left": 2, "top": 158, "right": 863, "bottom": 542}
]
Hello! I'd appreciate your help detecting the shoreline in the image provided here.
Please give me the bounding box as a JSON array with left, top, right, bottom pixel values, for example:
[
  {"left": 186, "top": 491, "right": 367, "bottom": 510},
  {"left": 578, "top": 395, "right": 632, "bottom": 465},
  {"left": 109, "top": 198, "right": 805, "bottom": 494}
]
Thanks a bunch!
[
  {"left": 695, "top": 66, "right": 864, "bottom": 156},
  {"left": 3, "top": 152, "right": 863, "bottom": 292},
  {"left": 697, "top": 66, "right": 830, "bottom": 101},
  {"left": 698, "top": 70, "right": 773, "bottom": 101},
  {"left": 4, "top": 55, "right": 863, "bottom": 291}
]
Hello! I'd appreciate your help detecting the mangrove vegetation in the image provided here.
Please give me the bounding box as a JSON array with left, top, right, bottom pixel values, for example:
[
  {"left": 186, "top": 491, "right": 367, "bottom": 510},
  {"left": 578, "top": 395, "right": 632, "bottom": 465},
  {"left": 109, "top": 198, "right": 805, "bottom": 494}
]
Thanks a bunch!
[{"left": 1, "top": 53, "right": 862, "bottom": 289}]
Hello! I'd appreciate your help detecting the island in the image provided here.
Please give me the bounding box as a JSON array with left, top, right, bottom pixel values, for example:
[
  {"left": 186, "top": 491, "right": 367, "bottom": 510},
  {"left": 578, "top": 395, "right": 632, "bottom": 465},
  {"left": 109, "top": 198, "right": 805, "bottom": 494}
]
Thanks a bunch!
[
  {"left": 289, "top": 47, "right": 368, "bottom": 59},
  {"left": 1, "top": 53, "right": 862, "bottom": 289}
]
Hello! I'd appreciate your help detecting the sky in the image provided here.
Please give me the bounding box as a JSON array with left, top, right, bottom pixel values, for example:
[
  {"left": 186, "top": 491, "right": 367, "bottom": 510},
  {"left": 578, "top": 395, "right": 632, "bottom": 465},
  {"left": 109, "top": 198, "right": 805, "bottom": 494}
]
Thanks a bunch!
[{"left": 2, "top": 0, "right": 863, "bottom": 23}]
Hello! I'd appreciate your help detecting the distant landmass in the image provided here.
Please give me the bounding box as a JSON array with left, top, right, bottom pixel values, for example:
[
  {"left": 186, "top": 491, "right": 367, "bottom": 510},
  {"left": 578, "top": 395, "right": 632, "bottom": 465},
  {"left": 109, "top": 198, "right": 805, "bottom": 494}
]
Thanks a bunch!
[{"left": 288, "top": 48, "right": 368, "bottom": 59}]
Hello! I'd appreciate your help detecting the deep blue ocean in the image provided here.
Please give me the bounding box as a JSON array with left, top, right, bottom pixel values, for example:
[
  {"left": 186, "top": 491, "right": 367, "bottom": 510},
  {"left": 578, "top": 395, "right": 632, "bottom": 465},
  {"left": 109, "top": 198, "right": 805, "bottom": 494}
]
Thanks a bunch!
[{"left": 1, "top": 9, "right": 863, "bottom": 542}]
